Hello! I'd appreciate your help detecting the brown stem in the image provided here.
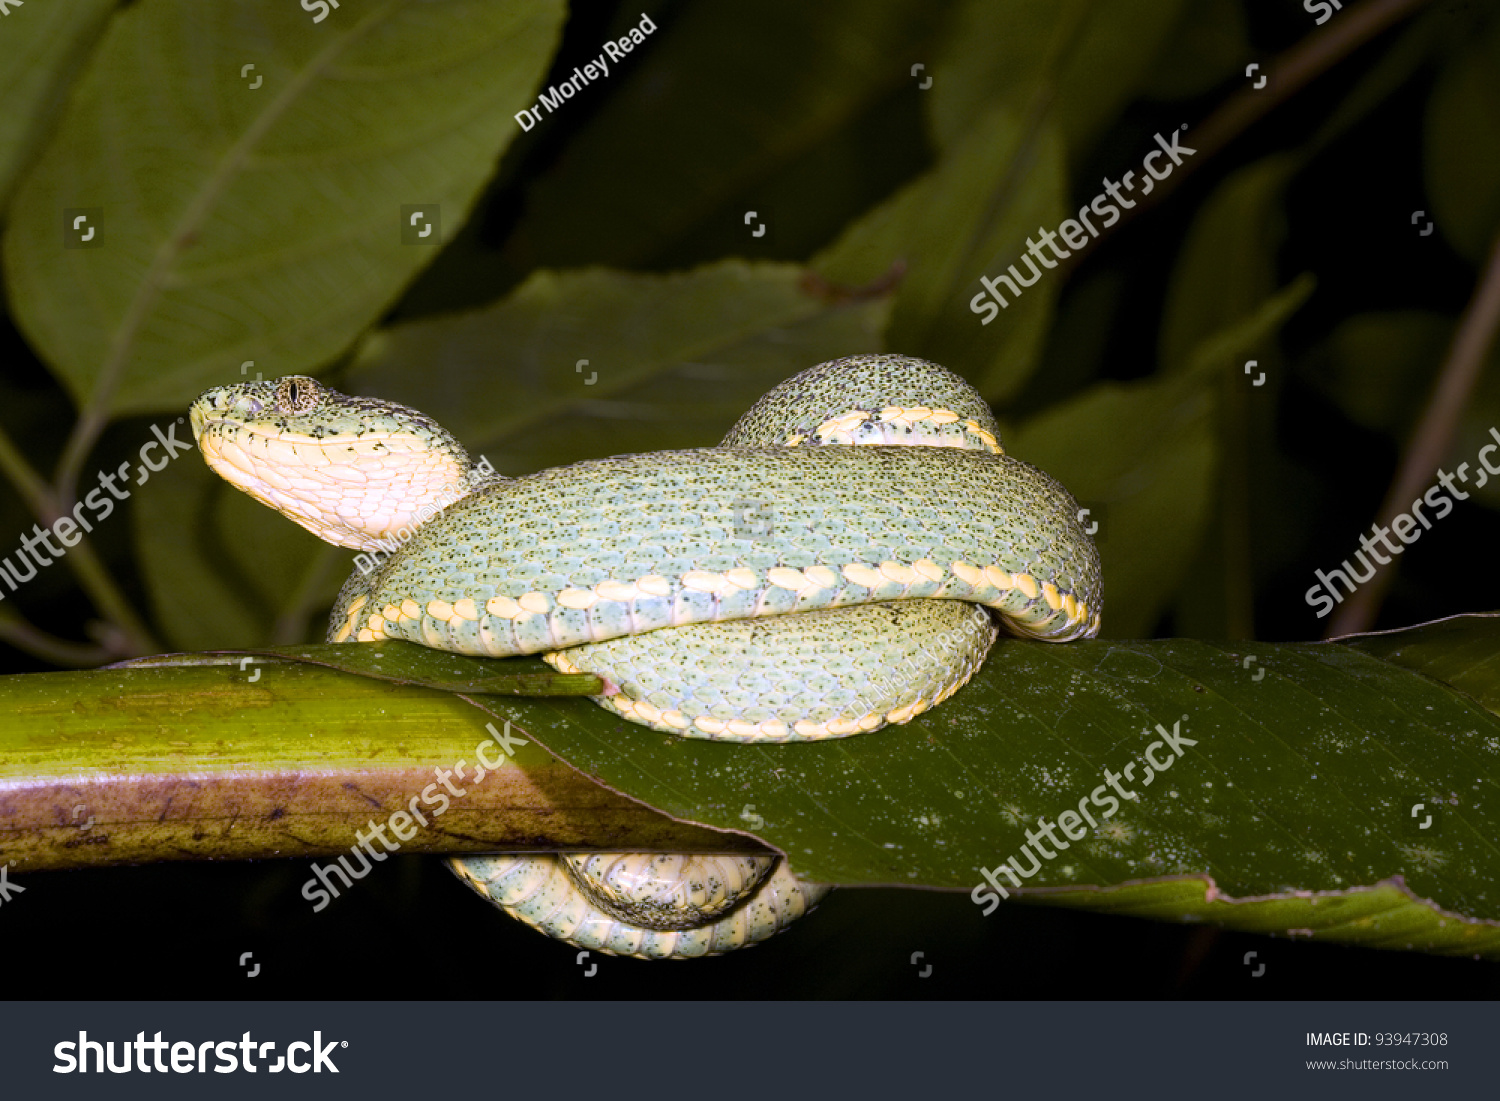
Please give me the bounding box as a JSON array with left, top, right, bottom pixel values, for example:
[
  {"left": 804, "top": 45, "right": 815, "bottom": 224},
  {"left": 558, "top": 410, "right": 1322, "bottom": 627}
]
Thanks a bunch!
[
  {"left": 1325, "top": 230, "right": 1500, "bottom": 636},
  {"left": 1116, "top": 0, "right": 1438, "bottom": 228},
  {"left": 0, "top": 420, "right": 158, "bottom": 657},
  {"left": 0, "top": 612, "right": 113, "bottom": 667}
]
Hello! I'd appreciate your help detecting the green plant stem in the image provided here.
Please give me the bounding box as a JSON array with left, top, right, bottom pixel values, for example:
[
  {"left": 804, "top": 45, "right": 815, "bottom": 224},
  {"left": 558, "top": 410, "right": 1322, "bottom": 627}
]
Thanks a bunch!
[
  {"left": 0, "top": 662, "right": 757, "bottom": 873},
  {"left": 0, "top": 415, "right": 55, "bottom": 519},
  {"left": 0, "top": 418, "right": 158, "bottom": 657},
  {"left": 1326, "top": 228, "right": 1500, "bottom": 637},
  {"left": 0, "top": 611, "right": 111, "bottom": 667}
]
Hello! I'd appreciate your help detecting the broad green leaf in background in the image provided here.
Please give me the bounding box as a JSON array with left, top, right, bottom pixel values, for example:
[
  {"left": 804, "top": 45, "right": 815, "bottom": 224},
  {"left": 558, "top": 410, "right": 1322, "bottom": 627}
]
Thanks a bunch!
[
  {"left": 348, "top": 260, "right": 890, "bottom": 473},
  {"left": 480, "top": 617, "right": 1500, "bottom": 957},
  {"left": 1014, "top": 267, "right": 1128, "bottom": 413},
  {"left": 1, "top": 0, "right": 564, "bottom": 416},
  {"left": 1173, "top": 275, "right": 1314, "bottom": 382},
  {"left": 141, "top": 260, "right": 889, "bottom": 651},
  {"left": 1318, "top": 311, "right": 1454, "bottom": 438},
  {"left": 1155, "top": 158, "right": 1306, "bottom": 638},
  {"left": 1303, "top": 9, "right": 1453, "bottom": 160},
  {"left": 1009, "top": 360, "right": 1216, "bottom": 639},
  {"left": 1315, "top": 310, "right": 1500, "bottom": 510},
  {"left": 491, "top": 0, "right": 940, "bottom": 279},
  {"left": 1352, "top": 613, "right": 1500, "bottom": 713},
  {"left": 1140, "top": 0, "right": 1251, "bottom": 103},
  {"left": 1158, "top": 155, "right": 1297, "bottom": 375},
  {"left": 1010, "top": 278, "right": 1313, "bottom": 638},
  {"left": 0, "top": 0, "right": 115, "bottom": 219},
  {"left": 927, "top": 0, "right": 1187, "bottom": 154},
  {"left": 1425, "top": 11, "right": 1500, "bottom": 265},
  {"left": 132, "top": 453, "right": 346, "bottom": 651},
  {"left": 813, "top": 106, "right": 1065, "bottom": 402}
]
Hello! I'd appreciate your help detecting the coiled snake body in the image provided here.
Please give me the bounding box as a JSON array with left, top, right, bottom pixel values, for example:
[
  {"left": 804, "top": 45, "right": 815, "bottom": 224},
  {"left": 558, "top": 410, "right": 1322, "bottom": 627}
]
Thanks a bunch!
[{"left": 191, "top": 354, "right": 1101, "bottom": 958}]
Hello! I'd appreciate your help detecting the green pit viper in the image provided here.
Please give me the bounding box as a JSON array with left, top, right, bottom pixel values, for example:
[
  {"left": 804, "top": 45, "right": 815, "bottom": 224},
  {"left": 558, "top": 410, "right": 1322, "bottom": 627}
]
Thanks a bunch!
[{"left": 190, "top": 353, "right": 1102, "bottom": 958}]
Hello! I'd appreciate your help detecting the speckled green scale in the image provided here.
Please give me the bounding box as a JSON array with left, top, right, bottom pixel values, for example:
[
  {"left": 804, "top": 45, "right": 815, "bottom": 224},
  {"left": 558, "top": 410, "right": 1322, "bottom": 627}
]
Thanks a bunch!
[
  {"left": 726, "top": 354, "right": 998, "bottom": 444},
  {"left": 563, "top": 601, "right": 997, "bottom": 740},
  {"left": 331, "top": 443, "right": 1101, "bottom": 657},
  {"left": 449, "top": 854, "right": 829, "bottom": 959}
]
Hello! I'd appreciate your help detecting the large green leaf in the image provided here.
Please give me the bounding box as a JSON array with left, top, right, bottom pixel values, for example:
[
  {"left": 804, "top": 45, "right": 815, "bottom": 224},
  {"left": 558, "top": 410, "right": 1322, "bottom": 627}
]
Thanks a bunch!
[
  {"left": 1313, "top": 310, "right": 1500, "bottom": 510},
  {"left": 1351, "top": 612, "right": 1500, "bottom": 713},
  {"left": 1316, "top": 311, "right": 1454, "bottom": 439},
  {"left": 812, "top": 106, "right": 1065, "bottom": 402},
  {"left": 477, "top": 619, "right": 1500, "bottom": 957},
  {"left": 0, "top": 0, "right": 115, "bottom": 218},
  {"left": 1139, "top": 0, "right": 1250, "bottom": 103},
  {"left": 1, "top": 0, "right": 563, "bottom": 415},
  {"left": 10, "top": 618, "right": 1500, "bottom": 955},
  {"left": 1155, "top": 160, "right": 1308, "bottom": 639},
  {"left": 1009, "top": 365, "right": 1216, "bottom": 639},
  {"left": 488, "top": 0, "right": 939, "bottom": 278},
  {"left": 927, "top": 0, "right": 1187, "bottom": 154},
  {"left": 347, "top": 261, "right": 891, "bottom": 473},
  {"left": 1157, "top": 155, "right": 1297, "bottom": 375}
]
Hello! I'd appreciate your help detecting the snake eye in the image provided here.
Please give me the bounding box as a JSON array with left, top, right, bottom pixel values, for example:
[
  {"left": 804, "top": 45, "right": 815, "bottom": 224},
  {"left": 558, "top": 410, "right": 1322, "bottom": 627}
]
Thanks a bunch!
[{"left": 276, "top": 376, "right": 321, "bottom": 415}]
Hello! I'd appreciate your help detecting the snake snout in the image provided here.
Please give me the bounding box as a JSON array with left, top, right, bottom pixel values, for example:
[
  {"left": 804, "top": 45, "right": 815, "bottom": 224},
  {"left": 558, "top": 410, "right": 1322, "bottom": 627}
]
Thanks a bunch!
[{"left": 189, "top": 386, "right": 265, "bottom": 442}]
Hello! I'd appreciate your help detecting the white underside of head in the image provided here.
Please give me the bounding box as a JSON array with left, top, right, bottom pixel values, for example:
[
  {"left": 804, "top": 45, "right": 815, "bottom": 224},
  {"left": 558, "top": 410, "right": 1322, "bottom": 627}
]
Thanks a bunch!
[{"left": 195, "top": 422, "right": 472, "bottom": 551}]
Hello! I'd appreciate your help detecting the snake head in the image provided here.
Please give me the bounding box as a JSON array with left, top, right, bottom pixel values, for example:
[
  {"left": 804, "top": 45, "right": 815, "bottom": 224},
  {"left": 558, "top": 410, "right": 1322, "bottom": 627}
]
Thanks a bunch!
[{"left": 189, "top": 375, "right": 478, "bottom": 551}]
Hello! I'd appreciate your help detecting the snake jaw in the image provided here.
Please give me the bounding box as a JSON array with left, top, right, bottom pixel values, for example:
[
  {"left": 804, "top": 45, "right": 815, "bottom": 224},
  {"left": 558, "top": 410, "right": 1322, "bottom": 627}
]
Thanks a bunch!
[{"left": 191, "top": 377, "right": 479, "bottom": 552}]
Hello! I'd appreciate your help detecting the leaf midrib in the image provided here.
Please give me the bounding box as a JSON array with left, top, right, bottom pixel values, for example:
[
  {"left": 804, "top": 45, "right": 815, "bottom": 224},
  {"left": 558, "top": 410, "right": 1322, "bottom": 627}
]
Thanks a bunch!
[{"left": 90, "top": 0, "right": 404, "bottom": 420}]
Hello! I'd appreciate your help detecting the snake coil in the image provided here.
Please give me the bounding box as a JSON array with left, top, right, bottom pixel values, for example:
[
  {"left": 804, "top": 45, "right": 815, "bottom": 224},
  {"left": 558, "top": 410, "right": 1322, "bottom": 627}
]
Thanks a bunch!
[{"left": 191, "top": 354, "right": 1101, "bottom": 958}]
